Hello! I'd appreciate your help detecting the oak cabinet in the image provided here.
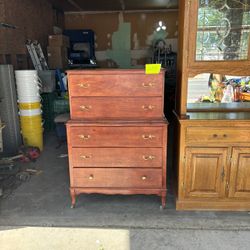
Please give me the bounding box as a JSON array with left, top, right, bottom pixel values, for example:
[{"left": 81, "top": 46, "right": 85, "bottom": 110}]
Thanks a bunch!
[
  {"left": 175, "top": 0, "right": 250, "bottom": 211},
  {"left": 183, "top": 146, "right": 250, "bottom": 201},
  {"left": 229, "top": 147, "right": 250, "bottom": 199},
  {"left": 176, "top": 121, "right": 250, "bottom": 211},
  {"left": 184, "top": 147, "right": 228, "bottom": 199}
]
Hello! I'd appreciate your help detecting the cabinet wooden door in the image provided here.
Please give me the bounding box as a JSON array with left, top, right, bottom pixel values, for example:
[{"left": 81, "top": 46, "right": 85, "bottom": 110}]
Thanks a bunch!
[
  {"left": 229, "top": 147, "right": 250, "bottom": 199},
  {"left": 183, "top": 147, "right": 229, "bottom": 199}
]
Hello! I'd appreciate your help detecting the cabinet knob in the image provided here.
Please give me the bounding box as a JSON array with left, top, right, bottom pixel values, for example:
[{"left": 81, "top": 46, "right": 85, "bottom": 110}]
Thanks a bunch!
[
  {"left": 213, "top": 134, "right": 218, "bottom": 138},
  {"left": 223, "top": 134, "right": 228, "bottom": 138},
  {"left": 142, "top": 83, "right": 154, "bottom": 87},
  {"left": 78, "top": 83, "right": 90, "bottom": 88},
  {"left": 80, "top": 155, "right": 92, "bottom": 159},
  {"left": 142, "top": 134, "right": 155, "bottom": 140},
  {"left": 79, "top": 135, "right": 90, "bottom": 140},
  {"left": 142, "top": 105, "right": 155, "bottom": 110},
  {"left": 141, "top": 176, "right": 147, "bottom": 180},
  {"left": 80, "top": 105, "right": 92, "bottom": 111},
  {"left": 88, "top": 174, "right": 94, "bottom": 180},
  {"left": 143, "top": 155, "right": 155, "bottom": 161}
]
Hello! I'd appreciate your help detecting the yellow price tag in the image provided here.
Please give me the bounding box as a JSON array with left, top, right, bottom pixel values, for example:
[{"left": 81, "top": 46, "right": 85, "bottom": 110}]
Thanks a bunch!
[{"left": 145, "top": 64, "right": 161, "bottom": 74}]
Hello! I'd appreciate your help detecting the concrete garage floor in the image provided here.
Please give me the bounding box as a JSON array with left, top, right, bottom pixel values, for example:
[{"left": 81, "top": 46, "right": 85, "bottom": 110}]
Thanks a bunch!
[{"left": 1, "top": 133, "right": 250, "bottom": 249}]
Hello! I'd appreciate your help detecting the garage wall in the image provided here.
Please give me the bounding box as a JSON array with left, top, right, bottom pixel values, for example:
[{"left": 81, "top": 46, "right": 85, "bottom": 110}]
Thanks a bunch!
[
  {"left": 0, "top": 0, "right": 63, "bottom": 69},
  {"left": 65, "top": 11, "right": 178, "bottom": 68}
]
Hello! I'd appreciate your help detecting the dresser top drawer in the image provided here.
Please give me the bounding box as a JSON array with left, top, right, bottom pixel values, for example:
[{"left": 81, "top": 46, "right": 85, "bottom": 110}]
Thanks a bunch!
[
  {"left": 68, "top": 74, "right": 163, "bottom": 97},
  {"left": 186, "top": 127, "right": 250, "bottom": 144},
  {"left": 72, "top": 168, "right": 162, "bottom": 188}
]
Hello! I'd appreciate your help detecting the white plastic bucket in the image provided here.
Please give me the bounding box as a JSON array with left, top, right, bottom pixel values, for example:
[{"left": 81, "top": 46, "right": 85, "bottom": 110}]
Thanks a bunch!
[
  {"left": 18, "top": 96, "right": 41, "bottom": 103},
  {"left": 16, "top": 80, "right": 41, "bottom": 86},
  {"left": 15, "top": 70, "right": 41, "bottom": 87},
  {"left": 17, "top": 95, "right": 41, "bottom": 102},
  {"left": 19, "top": 108, "right": 42, "bottom": 116},
  {"left": 16, "top": 85, "right": 41, "bottom": 95},
  {"left": 17, "top": 88, "right": 41, "bottom": 97},
  {"left": 16, "top": 75, "right": 40, "bottom": 82},
  {"left": 15, "top": 75, "right": 39, "bottom": 79},
  {"left": 15, "top": 70, "right": 38, "bottom": 77},
  {"left": 16, "top": 81, "right": 42, "bottom": 92},
  {"left": 16, "top": 78, "right": 41, "bottom": 85}
]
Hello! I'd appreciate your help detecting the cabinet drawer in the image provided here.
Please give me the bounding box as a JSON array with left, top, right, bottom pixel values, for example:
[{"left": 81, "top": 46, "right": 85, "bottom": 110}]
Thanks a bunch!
[
  {"left": 71, "top": 148, "right": 163, "bottom": 168},
  {"left": 186, "top": 127, "right": 250, "bottom": 143},
  {"left": 72, "top": 168, "right": 162, "bottom": 188},
  {"left": 69, "top": 74, "right": 163, "bottom": 97},
  {"left": 70, "top": 97, "right": 163, "bottom": 119},
  {"left": 69, "top": 126, "right": 163, "bottom": 147}
]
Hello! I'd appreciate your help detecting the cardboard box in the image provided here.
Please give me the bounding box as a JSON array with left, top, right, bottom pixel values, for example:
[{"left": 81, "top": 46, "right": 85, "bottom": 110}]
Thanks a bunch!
[
  {"left": 47, "top": 46, "right": 68, "bottom": 69},
  {"left": 48, "top": 35, "right": 70, "bottom": 48}
]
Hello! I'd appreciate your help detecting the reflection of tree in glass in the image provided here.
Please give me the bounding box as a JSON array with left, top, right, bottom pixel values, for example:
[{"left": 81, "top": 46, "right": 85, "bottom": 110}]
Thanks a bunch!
[{"left": 197, "top": 0, "right": 250, "bottom": 61}]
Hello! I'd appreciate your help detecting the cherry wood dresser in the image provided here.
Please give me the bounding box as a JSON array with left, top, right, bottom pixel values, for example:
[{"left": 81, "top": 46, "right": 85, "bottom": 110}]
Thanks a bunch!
[{"left": 66, "top": 69, "right": 168, "bottom": 208}]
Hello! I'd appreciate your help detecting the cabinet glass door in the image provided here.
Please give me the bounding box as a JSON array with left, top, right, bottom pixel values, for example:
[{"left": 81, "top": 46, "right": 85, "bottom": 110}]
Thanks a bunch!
[{"left": 196, "top": 0, "right": 250, "bottom": 61}]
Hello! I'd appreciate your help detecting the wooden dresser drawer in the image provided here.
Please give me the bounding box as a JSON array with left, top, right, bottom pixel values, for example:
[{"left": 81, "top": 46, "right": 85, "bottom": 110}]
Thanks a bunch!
[
  {"left": 186, "top": 127, "right": 250, "bottom": 144},
  {"left": 70, "top": 97, "right": 163, "bottom": 119},
  {"left": 71, "top": 148, "right": 163, "bottom": 168},
  {"left": 69, "top": 126, "right": 163, "bottom": 147},
  {"left": 69, "top": 74, "right": 163, "bottom": 97},
  {"left": 72, "top": 168, "right": 162, "bottom": 188}
]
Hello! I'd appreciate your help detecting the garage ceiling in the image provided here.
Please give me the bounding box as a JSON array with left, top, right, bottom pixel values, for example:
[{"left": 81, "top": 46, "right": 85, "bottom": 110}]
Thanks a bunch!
[{"left": 49, "top": 0, "right": 178, "bottom": 12}]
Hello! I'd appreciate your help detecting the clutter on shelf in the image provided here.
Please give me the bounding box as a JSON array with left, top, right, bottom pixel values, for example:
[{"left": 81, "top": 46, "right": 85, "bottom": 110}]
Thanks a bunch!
[{"left": 191, "top": 74, "right": 250, "bottom": 103}]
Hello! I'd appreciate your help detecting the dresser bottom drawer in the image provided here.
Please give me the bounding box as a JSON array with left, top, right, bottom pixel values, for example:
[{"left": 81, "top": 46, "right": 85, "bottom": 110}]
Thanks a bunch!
[{"left": 72, "top": 168, "right": 162, "bottom": 188}]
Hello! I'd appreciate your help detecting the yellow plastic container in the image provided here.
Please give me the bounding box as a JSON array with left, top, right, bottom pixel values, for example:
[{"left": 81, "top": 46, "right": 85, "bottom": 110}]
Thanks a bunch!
[
  {"left": 22, "top": 131, "right": 43, "bottom": 151},
  {"left": 21, "top": 125, "right": 43, "bottom": 134},
  {"left": 20, "top": 113, "right": 43, "bottom": 150},
  {"left": 20, "top": 117, "right": 43, "bottom": 130},
  {"left": 20, "top": 115, "right": 42, "bottom": 124},
  {"left": 19, "top": 102, "right": 41, "bottom": 110}
]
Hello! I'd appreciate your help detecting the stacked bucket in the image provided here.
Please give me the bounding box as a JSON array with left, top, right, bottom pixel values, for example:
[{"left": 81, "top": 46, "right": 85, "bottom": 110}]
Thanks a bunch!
[{"left": 15, "top": 70, "right": 43, "bottom": 151}]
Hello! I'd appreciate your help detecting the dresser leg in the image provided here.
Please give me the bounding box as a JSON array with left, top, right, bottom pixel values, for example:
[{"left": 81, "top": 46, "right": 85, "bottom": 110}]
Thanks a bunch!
[
  {"left": 161, "top": 194, "right": 166, "bottom": 209},
  {"left": 70, "top": 189, "right": 76, "bottom": 208}
]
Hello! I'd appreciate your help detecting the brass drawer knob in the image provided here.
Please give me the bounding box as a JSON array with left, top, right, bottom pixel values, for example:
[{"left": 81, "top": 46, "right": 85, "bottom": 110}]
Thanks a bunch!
[
  {"left": 79, "top": 135, "right": 90, "bottom": 140},
  {"left": 141, "top": 176, "right": 147, "bottom": 180},
  {"left": 142, "top": 105, "right": 155, "bottom": 110},
  {"left": 78, "top": 83, "right": 90, "bottom": 88},
  {"left": 142, "top": 83, "right": 154, "bottom": 87},
  {"left": 80, "top": 155, "right": 92, "bottom": 159},
  {"left": 143, "top": 155, "right": 155, "bottom": 161},
  {"left": 88, "top": 174, "right": 94, "bottom": 180},
  {"left": 80, "top": 105, "right": 92, "bottom": 111},
  {"left": 142, "top": 134, "right": 155, "bottom": 140}
]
